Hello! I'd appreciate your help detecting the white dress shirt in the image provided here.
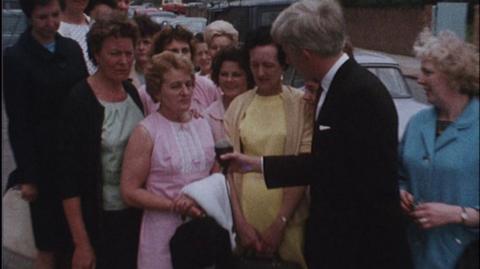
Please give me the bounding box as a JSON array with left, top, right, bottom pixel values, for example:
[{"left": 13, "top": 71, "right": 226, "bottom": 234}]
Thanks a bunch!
[{"left": 315, "top": 52, "right": 349, "bottom": 120}]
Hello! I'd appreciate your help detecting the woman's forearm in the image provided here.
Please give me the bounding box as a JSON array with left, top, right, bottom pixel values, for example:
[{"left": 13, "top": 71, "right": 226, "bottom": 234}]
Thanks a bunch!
[
  {"left": 227, "top": 175, "right": 247, "bottom": 226},
  {"left": 63, "top": 197, "right": 92, "bottom": 247},
  {"left": 123, "top": 188, "right": 174, "bottom": 212},
  {"left": 279, "top": 186, "right": 307, "bottom": 222}
]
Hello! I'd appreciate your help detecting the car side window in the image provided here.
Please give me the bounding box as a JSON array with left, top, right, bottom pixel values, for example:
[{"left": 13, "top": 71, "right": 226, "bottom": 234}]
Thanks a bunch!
[{"left": 367, "top": 67, "right": 410, "bottom": 98}]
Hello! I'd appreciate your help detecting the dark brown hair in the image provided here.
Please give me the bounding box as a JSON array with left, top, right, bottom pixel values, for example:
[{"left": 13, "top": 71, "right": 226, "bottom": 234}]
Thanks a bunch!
[
  {"left": 132, "top": 14, "right": 162, "bottom": 39},
  {"left": 150, "top": 24, "right": 194, "bottom": 60},
  {"left": 87, "top": 11, "right": 139, "bottom": 65},
  {"left": 211, "top": 47, "right": 254, "bottom": 90}
]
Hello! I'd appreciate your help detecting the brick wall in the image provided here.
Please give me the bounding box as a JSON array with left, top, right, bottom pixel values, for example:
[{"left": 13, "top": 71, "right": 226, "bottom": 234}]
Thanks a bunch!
[{"left": 344, "top": 7, "right": 431, "bottom": 56}]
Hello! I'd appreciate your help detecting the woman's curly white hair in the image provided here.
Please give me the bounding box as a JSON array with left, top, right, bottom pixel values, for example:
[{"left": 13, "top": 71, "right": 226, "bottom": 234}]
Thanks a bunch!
[{"left": 413, "top": 28, "right": 479, "bottom": 96}]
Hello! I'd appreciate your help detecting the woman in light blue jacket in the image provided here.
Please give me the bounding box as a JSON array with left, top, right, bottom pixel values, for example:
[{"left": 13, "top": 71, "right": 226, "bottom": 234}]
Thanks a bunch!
[{"left": 398, "top": 29, "right": 479, "bottom": 269}]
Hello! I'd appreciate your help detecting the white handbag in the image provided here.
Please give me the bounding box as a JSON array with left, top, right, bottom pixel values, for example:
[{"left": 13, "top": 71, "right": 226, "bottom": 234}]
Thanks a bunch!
[{"left": 2, "top": 188, "right": 38, "bottom": 259}]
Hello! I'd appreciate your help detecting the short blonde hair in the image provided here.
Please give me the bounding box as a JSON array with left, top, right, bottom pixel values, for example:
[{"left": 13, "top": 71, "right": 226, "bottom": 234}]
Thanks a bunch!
[
  {"left": 414, "top": 28, "right": 479, "bottom": 96},
  {"left": 145, "top": 51, "right": 195, "bottom": 101},
  {"left": 204, "top": 20, "right": 239, "bottom": 46}
]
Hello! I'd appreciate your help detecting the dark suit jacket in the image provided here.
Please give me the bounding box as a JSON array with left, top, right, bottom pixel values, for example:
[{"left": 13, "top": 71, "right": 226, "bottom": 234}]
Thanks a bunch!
[{"left": 264, "top": 59, "right": 412, "bottom": 269}]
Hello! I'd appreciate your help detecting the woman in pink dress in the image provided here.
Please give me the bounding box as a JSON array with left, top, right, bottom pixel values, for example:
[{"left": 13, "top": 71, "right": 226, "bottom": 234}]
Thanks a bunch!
[{"left": 120, "top": 51, "right": 216, "bottom": 269}]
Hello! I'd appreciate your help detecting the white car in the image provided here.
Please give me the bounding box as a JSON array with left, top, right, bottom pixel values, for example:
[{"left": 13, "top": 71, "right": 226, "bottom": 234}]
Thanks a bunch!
[
  {"left": 151, "top": 16, "right": 207, "bottom": 35},
  {"left": 284, "top": 50, "right": 429, "bottom": 138},
  {"left": 2, "top": 9, "right": 27, "bottom": 50}
]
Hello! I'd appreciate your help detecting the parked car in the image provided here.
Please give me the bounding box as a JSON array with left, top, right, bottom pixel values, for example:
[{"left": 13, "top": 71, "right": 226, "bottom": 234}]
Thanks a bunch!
[
  {"left": 3, "top": 0, "right": 21, "bottom": 9},
  {"left": 404, "top": 74, "right": 427, "bottom": 104},
  {"left": 2, "top": 9, "right": 28, "bottom": 50},
  {"left": 162, "top": 3, "right": 187, "bottom": 14},
  {"left": 207, "top": 0, "right": 296, "bottom": 42},
  {"left": 151, "top": 15, "right": 207, "bottom": 34},
  {"left": 145, "top": 10, "right": 177, "bottom": 18},
  {"left": 284, "top": 49, "right": 429, "bottom": 138}
]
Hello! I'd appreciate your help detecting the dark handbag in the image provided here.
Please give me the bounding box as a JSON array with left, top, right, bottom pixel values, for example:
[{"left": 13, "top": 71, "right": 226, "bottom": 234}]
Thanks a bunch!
[
  {"left": 232, "top": 251, "right": 302, "bottom": 269},
  {"left": 170, "top": 216, "right": 234, "bottom": 269}
]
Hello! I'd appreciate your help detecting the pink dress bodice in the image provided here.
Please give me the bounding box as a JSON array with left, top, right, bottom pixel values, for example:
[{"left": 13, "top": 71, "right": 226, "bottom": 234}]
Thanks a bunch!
[{"left": 137, "top": 112, "right": 215, "bottom": 269}]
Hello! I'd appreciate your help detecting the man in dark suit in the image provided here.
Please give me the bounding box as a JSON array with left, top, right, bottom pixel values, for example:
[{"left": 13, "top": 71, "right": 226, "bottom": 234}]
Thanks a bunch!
[{"left": 221, "top": 0, "right": 412, "bottom": 268}]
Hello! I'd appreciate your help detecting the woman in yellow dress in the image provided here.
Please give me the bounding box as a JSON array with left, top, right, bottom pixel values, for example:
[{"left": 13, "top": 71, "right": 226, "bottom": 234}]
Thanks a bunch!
[{"left": 224, "top": 26, "right": 312, "bottom": 269}]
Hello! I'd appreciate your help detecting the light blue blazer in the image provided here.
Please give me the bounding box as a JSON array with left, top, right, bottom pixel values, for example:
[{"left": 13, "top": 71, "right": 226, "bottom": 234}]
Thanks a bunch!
[{"left": 399, "top": 98, "right": 479, "bottom": 269}]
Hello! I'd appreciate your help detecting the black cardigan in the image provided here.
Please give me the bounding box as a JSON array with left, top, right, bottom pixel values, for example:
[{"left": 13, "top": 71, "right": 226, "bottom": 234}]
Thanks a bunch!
[
  {"left": 57, "top": 79, "right": 143, "bottom": 247},
  {"left": 3, "top": 29, "right": 88, "bottom": 190}
]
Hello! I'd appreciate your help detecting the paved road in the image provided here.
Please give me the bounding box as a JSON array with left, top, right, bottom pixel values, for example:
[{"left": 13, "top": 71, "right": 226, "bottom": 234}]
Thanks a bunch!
[{"left": 2, "top": 101, "right": 15, "bottom": 194}]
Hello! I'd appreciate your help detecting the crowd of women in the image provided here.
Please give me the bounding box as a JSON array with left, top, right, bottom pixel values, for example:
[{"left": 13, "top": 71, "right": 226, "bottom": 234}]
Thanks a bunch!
[{"left": 3, "top": 0, "right": 478, "bottom": 268}]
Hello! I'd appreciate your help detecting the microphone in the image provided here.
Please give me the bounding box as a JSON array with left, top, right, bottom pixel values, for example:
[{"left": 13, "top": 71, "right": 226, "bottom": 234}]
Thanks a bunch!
[{"left": 214, "top": 139, "right": 233, "bottom": 174}]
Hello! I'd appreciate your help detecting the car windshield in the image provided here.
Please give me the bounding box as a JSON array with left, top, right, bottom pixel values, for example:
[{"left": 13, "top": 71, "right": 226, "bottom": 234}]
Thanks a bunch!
[{"left": 366, "top": 67, "right": 411, "bottom": 98}]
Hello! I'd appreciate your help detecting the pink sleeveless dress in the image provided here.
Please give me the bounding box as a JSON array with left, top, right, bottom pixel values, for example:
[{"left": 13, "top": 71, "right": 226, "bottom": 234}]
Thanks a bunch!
[{"left": 137, "top": 112, "right": 215, "bottom": 269}]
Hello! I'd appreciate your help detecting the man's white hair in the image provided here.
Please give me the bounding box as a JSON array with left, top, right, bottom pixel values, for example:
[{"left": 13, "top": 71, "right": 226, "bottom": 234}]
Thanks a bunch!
[{"left": 271, "top": 0, "right": 346, "bottom": 57}]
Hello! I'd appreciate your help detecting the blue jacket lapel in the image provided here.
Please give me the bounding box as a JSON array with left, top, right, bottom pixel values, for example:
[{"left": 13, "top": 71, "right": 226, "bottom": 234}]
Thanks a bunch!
[
  {"left": 420, "top": 113, "right": 436, "bottom": 158},
  {"left": 435, "top": 98, "right": 479, "bottom": 151}
]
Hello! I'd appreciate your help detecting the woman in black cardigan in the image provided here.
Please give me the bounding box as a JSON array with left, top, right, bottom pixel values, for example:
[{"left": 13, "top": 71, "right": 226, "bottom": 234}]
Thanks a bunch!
[
  {"left": 3, "top": 0, "right": 88, "bottom": 266},
  {"left": 57, "top": 13, "right": 144, "bottom": 269}
]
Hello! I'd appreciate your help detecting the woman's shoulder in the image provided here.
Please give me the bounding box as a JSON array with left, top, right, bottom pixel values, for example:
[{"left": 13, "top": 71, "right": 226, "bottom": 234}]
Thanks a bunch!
[
  {"left": 141, "top": 112, "right": 161, "bottom": 124},
  {"left": 224, "top": 90, "right": 256, "bottom": 122},
  {"left": 64, "top": 79, "right": 102, "bottom": 112},
  {"left": 56, "top": 33, "right": 83, "bottom": 51},
  {"left": 282, "top": 85, "right": 305, "bottom": 100},
  {"left": 69, "top": 79, "right": 92, "bottom": 97},
  {"left": 195, "top": 74, "right": 217, "bottom": 92},
  {"left": 139, "top": 113, "right": 163, "bottom": 135},
  {"left": 204, "top": 99, "right": 223, "bottom": 117},
  {"left": 230, "top": 89, "right": 256, "bottom": 107},
  {"left": 192, "top": 114, "right": 212, "bottom": 128},
  {"left": 3, "top": 35, "right": 28, "bottom": 62},
  {"left": 409, "top": 106, "right": 436, "bottom": 126},
  {"left": 195, "top": 74, "right": 214, "bottom": 85}
]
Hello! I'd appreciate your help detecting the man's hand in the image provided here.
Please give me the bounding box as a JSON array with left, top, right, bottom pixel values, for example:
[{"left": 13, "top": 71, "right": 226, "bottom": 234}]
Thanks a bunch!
[
  {"left": 220, "top": 152, "right": 262, "bottom": 174},
  {"left": 20, "top": 183, "right": 38, "bottom": 202}
]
